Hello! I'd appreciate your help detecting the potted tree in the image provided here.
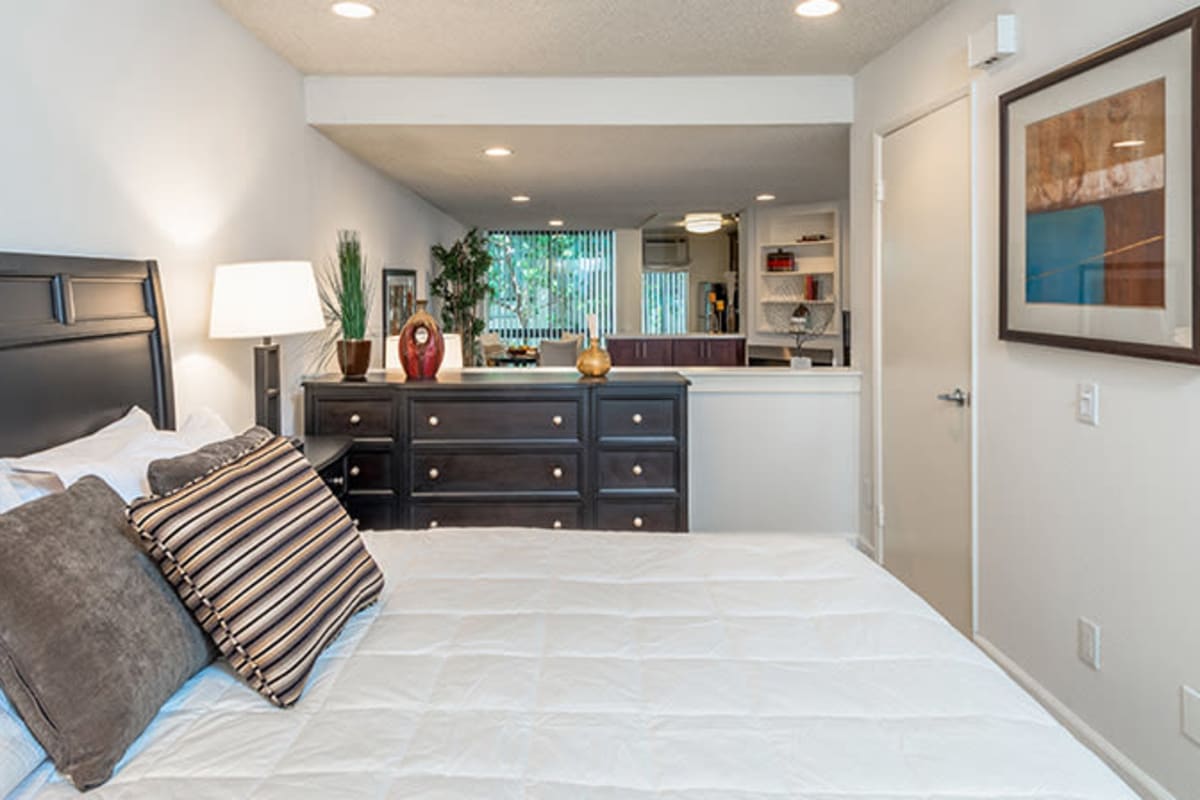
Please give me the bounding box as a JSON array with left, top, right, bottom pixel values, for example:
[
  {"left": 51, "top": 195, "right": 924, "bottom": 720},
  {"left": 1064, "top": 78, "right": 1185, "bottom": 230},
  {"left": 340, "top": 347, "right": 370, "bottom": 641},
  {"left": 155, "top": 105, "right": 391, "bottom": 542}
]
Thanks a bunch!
[
  {"left": 431, "top": 228, "right": 493, "bottom": 366},
  {"left": 321, "top": 230, "right": 373, "bottom": 379}
]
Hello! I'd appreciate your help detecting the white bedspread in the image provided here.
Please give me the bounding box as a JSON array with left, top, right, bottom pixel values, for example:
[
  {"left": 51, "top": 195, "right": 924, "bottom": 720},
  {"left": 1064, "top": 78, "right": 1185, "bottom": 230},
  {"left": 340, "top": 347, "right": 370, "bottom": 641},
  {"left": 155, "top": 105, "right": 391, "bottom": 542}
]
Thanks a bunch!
[{"left": 15, "top": 530, "right": 1134, "bottom": 799}]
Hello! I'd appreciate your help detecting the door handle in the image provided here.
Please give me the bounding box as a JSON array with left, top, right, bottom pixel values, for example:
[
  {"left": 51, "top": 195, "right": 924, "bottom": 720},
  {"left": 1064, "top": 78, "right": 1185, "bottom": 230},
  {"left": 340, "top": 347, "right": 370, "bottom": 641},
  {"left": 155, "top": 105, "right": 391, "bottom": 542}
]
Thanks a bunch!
[{"left": 936, "top": 388, "right": 969, "bottom": 407}]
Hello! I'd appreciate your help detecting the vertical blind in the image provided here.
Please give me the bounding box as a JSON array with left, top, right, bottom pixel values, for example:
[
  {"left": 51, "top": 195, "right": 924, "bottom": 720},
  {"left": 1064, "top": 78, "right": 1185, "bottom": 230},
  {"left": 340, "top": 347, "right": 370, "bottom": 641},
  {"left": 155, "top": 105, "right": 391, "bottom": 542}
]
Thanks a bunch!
[
  {"left": 642, "top": 271, "right": 689, "bottom": 334},
  {"left": 486, "top": 230, "right": 617, "bottom": 345}
]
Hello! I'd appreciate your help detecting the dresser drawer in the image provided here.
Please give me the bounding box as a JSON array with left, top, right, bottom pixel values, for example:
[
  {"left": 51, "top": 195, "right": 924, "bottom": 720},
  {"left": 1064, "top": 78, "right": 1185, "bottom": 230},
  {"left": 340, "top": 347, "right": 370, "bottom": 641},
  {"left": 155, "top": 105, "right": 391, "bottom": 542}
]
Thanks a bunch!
[
  {"left": 313, "top": 398, "right": 393, "bottom": 438},
  {"left": 411, "top": 397, "right": 582, "bottom": 442},
  {"left": 595, "top": 499, "right": 683, "bottom": 532},
  {"left": 598, "top": 450, "right": 679, "bottom": 492},
  {"left": 596, "top": 397, "right": 677, "bottom": 441},
  {"left": 411, "top": 502, "right": 584, "bottom": 530},
  {"left": 346, "top": 450, "right": 392, "bottom": 491},
  {"left": 411, "top": 451, "right": 583, "bottom": 496},
  {"left": 345, "top": 494, "right": 396, "bottom": 531}
]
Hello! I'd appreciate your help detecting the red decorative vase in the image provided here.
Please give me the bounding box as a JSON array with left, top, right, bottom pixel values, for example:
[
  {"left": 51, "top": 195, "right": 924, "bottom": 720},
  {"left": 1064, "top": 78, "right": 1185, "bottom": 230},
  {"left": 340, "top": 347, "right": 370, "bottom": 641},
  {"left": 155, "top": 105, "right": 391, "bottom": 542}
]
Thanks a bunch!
[{"left": 397, "top": 300, "right": 444, "bottom": 380}]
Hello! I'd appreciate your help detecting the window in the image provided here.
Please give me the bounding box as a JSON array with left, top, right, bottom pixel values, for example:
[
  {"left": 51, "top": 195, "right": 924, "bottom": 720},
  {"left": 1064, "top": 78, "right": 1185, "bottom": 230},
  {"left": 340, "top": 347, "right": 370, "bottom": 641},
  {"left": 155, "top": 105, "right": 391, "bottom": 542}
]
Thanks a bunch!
[
  {"left": 486, "top": 231, "right": 616, "bottom": 344},
  {"left": 642, "top": 270, "right": 689, "bottom": 334}
]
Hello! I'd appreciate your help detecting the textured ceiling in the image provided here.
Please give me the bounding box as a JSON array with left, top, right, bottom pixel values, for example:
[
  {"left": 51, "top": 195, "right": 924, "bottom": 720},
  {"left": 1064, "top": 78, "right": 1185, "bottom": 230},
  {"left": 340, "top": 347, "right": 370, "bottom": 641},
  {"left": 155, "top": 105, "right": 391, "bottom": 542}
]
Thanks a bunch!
[
  {"left": 316, "top": 124, "right": 849, "bottom": 229},
  {"left": 217, "top": 0, "right": 953, "bottom": 76}
]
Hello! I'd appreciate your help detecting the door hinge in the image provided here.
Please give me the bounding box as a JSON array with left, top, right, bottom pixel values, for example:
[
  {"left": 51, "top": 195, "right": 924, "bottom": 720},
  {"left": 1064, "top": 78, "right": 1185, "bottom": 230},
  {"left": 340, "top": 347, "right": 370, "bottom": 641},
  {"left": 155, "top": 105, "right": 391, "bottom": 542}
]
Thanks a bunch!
[{"left": 875, "top": 180, "right": 886, "bottom": 204}]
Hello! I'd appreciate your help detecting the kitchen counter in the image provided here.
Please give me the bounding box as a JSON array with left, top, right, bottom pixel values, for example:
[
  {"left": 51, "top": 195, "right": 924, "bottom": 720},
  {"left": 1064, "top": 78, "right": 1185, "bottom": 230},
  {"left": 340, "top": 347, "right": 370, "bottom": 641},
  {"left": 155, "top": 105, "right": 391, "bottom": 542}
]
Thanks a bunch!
[{"left": 605, "top": 333, "right": 746, "bottom": 339}]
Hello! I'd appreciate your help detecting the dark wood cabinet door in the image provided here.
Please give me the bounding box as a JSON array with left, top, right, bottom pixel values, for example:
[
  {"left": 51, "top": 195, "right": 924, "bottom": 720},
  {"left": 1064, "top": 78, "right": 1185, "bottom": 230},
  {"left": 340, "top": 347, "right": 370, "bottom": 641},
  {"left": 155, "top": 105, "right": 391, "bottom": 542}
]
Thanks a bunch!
[
  {"left": 672, "top": 339, "right": 705, "bottom": 366},
  {"left": 706, "top": 338, "right": 745, "bottom": 366},
  {"left": 640, "top": 339, "right": 673, "bottom": 366},
  {"left": 607, "top": 339, "right": 639, "bottom": 366}
]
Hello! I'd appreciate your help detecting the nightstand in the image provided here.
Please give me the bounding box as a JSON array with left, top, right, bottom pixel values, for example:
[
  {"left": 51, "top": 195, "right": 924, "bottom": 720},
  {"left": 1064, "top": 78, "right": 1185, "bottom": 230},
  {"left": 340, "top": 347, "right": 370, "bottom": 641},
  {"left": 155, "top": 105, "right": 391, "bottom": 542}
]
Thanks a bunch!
[{"left": 298, "top": 435, "right": 353, "bottom": 500}]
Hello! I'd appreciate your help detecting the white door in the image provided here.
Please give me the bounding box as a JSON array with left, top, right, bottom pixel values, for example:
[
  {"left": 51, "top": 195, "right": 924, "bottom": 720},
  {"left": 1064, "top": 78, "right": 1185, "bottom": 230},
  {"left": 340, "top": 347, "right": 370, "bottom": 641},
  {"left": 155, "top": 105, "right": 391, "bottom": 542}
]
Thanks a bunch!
[{"left": 879, "top": 96, "right": 972, "bottom": 634}]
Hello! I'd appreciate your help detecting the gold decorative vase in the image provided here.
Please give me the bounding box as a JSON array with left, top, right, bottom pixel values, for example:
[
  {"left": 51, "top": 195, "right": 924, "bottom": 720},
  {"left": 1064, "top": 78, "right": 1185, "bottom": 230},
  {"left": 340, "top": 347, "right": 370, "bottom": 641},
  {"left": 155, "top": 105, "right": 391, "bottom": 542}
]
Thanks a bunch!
[{"left": 576, "top": 340, "right": 612, "bottom": 378}]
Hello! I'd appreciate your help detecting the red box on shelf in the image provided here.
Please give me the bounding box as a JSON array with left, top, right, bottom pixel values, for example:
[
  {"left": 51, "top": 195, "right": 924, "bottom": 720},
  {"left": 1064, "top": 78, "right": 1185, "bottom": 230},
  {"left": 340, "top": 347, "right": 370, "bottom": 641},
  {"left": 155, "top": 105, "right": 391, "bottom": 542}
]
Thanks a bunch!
[{"left": 766, "top": 249, "right": 795, "bottom": 272}]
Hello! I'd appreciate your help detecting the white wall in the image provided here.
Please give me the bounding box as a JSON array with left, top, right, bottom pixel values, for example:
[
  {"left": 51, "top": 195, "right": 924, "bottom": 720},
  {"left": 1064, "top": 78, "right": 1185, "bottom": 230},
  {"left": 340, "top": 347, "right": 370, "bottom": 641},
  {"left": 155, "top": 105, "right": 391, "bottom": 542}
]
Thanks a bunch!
[
  {"left": 0, "top": 0, "right": 462, "bottom": 435},
  {"left": 686, "top": 232, "right": 732, "bottom": 333},
  {"left": 615, "top": 229, "right": 643, "bottom": 334},
  {"left": 852, "top": 2, "right": 1200, "bottom": 796}
]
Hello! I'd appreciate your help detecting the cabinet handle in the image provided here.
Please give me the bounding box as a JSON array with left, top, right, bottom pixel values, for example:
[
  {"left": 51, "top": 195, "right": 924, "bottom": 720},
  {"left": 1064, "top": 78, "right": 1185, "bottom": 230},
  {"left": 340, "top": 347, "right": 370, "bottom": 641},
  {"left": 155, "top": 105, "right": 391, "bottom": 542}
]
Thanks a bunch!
[
  {"left": 632, "top": 516, "right": 644, "bottom": 529},
  {"left": 349, "top": 413, "right": 361, "bottom": 426},
  {"left": 552, "top": 466, "right": 564, "bottom": 479},
  {"left": 327, "top": 475, "right": 345, "bottom": 486},
  {"left": 428, "top": 467, "right": 440, "bottom": 480},
  {"left": 349, "top": 465, "right": 361, "bottom": 477},
  {"left": 429, "top": 520, "right": 439, "bottom": 529},
  {"left": 428, "top": 415, "right": 439, "bottom": 427},
  {"left": 632, "top": 413, "right": 644, "bottom": 425},
  {"left": 631, "top": 464, "right": 643, "bottom": 477},
  {"left": 551, "top": 415, "right": 563, "bottom": 427},
  {"left": 552, "top": 520, "right": 563, "bottom": 530}
]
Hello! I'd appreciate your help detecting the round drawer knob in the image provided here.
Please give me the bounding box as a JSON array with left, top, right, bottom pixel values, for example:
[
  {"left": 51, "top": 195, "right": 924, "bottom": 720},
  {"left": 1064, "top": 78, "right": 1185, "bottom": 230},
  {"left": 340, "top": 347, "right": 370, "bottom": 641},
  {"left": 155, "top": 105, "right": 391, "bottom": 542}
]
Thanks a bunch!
[
  {"left": 428, "top": 467, "right": 440, "bottom": 480},
  {"left": 328, "top": 475, "right": 345, "bottom": 486},
  {"left": 349, "top": 413, "right": 362, "bottom": 426},
  {"left": 632, "top": 516, "right": 645, "bottom": 529},
  {"left": 351, "top": 518, "right": 361, "bottom": 527},
  {"left": 632, "top": 413, "right": 644, "bottom": 425},
  {"left": 349, "top": 465, "right": 361, "bottom": 477},
  {"left": 428, "top": 415, "right": 439, "bottom": 427},
  {"left": 552, "top": 466, "right": 564, "bottom": 479},
  {"left": 551, "top": 415, "right": 564, "bottom": 427},
  {"left": 552, "top": 520, "right": 563, "bottom": 529},
  {"left": 632, "top": 464, "right": 644, "bottom": 477},
  {"left": 429, "top": 520, "right": 439, "bottom": 529}
]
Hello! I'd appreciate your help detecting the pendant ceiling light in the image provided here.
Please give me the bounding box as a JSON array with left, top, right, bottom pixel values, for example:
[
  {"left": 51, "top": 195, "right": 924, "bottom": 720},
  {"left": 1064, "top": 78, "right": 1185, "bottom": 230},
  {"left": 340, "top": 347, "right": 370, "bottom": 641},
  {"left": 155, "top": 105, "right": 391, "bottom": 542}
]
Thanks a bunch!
[{"left": 684, "top": 213, "right": 724, "bottom": 235}]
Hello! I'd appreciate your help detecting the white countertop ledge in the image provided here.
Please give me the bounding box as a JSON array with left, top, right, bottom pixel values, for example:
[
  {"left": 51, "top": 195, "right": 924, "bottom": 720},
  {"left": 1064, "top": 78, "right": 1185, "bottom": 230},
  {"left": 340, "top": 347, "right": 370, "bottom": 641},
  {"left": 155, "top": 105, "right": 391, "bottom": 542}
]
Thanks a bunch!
[{"left": 455, "top": 366, "right": 862, "bottom": 394}]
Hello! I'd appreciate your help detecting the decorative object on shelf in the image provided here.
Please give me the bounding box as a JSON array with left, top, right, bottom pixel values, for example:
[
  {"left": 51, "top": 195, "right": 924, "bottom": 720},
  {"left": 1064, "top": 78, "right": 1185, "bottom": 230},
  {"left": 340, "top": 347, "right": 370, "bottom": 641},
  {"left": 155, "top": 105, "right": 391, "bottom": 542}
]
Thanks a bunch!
[
  {"left": 431, "top": 228, "right": 493, "bottom": 367},
  {"left": 397, "top": 300, "right": 444, "bottom": 380},
  {"left": 766, "top": 249, "right": 795, "bottom": 272},
  {"left": 319, "top": 230, "right": 374, "bottom": 380},
  {"left": 382, "top": 268, "right": 417, "bottom": 338},
  {"left": 789, "top": 302, "right": 835, "bottom": 369},
  {"left": 1000, "top": 8, "right": 1199, "bottom": 364},
  {"left": 210, "top": 260, "right": 324, "bottom": 433},
  {"left": 576, "top": 313, "right": 612, "bottom": 378},
  {"left": 798, "top": 233, "right": 830, "bottom": 242}
]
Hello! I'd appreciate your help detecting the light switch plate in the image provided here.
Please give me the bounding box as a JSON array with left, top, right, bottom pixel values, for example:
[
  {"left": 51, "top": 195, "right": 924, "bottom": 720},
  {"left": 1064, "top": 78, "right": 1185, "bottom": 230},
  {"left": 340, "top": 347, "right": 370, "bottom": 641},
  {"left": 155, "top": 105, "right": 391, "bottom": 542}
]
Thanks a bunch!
[
  {"left": 1183, "top": 685, "right": 1200, "bottom": 746},
  {"left": 1077, "top": 383, "right": 1100, "bottom": 426},
  {"left": 1077, "top": 617, "right": 1101, "bottom": 670}
]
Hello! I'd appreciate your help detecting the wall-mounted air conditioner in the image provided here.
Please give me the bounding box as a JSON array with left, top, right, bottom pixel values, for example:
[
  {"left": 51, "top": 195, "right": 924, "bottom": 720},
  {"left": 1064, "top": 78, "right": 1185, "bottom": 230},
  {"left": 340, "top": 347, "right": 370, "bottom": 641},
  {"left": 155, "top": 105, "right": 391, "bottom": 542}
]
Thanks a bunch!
[{"left": 643, "top": 234, "right": 690, "bottom": 269}]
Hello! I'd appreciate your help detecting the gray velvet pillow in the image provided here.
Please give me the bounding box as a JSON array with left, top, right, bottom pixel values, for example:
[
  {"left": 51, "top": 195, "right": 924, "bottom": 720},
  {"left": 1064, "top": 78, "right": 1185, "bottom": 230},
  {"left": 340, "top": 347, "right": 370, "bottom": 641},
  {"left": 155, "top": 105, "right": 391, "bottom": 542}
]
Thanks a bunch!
[
  {"left": 147, "top": 426, "right": 273, "bottom": 496},
  {"left": 0, "top": 476, "right": 212, "bottom": 790}
]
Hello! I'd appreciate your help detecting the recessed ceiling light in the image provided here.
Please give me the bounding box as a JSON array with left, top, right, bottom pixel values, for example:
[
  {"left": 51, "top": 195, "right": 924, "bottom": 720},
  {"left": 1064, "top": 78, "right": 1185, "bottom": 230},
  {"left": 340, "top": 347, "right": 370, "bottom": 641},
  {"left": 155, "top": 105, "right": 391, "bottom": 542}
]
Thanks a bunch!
[
  {"left": 484, "top": 146, "right": 514, "bottom": 158},
  {"left": 756, "top": 193, "right": 777, "bottom": 202},
  {"left": 548, "top": 219, "right": 565, "bottom": 227},
  {"left": 1112, "top": 139, "right": 1146, "bottom": 149},
  {"left": 331, "top": 2, "right": 376, "bottom": 19},
  {"left": 511, "top": 195, "right": 531, "bottom": 203},
  {"left": 794, "top": 0, "right": 841, "bottom": 18},
  {"left": 684, "top": 213, "right": 724, "bottom": 234}
]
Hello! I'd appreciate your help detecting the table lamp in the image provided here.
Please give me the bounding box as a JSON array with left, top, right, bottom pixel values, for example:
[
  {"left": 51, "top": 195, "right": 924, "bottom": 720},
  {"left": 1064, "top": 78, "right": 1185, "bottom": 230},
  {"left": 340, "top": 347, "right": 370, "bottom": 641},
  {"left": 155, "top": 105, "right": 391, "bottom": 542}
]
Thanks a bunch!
[{"left": 210, "top": 261, "right": 325, "bottom": 433}]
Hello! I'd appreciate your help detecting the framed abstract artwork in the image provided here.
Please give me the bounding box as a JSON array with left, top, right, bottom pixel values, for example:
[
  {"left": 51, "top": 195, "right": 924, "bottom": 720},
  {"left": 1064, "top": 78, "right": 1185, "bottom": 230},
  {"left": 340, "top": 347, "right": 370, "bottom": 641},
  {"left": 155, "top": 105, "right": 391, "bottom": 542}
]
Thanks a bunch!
[
  {"left": 382, "top": 268, "right": 418, "bottom": 338},
  {"left": 1000, "top": 8, "right": 1199, "bottom": 363}
]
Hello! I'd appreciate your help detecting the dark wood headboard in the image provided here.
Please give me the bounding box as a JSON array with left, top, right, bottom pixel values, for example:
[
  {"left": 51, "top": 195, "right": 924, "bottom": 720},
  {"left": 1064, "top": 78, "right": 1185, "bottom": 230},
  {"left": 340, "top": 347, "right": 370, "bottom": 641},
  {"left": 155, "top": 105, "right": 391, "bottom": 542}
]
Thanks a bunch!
[{"left": 0, "top": 252, "right": 174, "bottom": 457}]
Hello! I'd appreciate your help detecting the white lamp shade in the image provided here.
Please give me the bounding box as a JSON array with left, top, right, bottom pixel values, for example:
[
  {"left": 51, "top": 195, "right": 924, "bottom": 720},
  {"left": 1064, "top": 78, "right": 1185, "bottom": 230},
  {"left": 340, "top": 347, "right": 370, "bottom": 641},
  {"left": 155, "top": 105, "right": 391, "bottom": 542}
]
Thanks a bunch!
[{"left": 209, "top": 261, "right": 325, "bottom": 339}]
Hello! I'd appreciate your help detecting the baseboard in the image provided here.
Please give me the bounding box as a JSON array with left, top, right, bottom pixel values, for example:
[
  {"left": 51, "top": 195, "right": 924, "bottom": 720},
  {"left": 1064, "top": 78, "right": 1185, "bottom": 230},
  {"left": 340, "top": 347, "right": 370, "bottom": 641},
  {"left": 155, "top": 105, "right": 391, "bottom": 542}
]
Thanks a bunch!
[
  {"left": 855, "top": 537, "right": 877, "bottom": 560},
  {"left": 973, "top": 635, "right": 1175, "bottom": 800}
]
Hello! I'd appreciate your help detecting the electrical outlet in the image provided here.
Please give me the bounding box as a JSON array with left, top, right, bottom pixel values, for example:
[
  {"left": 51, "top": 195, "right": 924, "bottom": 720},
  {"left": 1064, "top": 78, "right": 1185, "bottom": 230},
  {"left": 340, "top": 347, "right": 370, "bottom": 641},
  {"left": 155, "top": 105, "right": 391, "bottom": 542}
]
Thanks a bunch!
[
  {"left": 1077, "top": 382, "right": 1100, "bottom": 426},
  {"left": 1183, "top": 686, "right": 1200, "bottom": 746},
  {"left": 1077, "top": 617, "right": 1101, "bottom": 670}
]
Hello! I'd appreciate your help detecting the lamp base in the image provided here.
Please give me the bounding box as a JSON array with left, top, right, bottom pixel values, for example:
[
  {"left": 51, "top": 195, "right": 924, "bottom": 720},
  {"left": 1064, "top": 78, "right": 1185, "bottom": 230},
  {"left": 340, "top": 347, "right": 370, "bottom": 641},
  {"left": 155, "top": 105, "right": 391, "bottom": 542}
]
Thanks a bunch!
[{"left": 254, "top": 338, "right": 281, "bottom": 434}]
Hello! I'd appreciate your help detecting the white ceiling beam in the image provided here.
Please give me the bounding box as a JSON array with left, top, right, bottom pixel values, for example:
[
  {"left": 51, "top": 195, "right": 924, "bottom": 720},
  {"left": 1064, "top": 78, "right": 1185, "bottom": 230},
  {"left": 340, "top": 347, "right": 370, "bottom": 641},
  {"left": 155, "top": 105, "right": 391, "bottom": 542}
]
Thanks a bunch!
[{"left": 305, "top": 76, "right": 853, "bottom": 126}]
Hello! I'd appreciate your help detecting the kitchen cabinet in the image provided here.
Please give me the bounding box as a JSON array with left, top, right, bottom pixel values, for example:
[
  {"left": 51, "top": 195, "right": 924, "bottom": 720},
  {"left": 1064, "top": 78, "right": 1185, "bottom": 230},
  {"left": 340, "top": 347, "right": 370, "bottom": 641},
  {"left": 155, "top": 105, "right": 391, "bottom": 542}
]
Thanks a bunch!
[{"left": 609, "top": 337, "right": 745, "bottom": 367}]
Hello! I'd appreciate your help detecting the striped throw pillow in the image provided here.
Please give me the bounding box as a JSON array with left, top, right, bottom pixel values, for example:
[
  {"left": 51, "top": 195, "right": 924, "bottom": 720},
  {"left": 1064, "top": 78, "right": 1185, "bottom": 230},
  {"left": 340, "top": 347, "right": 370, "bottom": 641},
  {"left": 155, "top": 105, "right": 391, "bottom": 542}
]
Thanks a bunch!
[{"left": 127, "top": 436, "right": 384, "bottom": 707}]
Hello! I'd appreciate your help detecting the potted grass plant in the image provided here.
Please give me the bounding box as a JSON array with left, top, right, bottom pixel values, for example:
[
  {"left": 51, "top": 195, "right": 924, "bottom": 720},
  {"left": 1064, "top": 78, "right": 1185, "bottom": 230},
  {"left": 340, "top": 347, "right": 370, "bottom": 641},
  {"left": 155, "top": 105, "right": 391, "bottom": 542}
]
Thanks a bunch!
[{"left": 321, "top": 230, "right": 373, "bottom": 379}]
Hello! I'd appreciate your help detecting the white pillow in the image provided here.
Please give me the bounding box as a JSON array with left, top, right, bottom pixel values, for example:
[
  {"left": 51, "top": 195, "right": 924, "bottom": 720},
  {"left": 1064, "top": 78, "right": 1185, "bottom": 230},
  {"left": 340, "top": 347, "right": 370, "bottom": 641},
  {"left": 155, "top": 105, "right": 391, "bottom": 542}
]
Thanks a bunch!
[
  {"left": 0, "top": 471, "right": 64, "bottom": 514},
  {"left": 0, "top": 689, "right": 45, "bottom": 798},
  {"left": 8, "top": 407, "right": 237, "bottom": 503}
]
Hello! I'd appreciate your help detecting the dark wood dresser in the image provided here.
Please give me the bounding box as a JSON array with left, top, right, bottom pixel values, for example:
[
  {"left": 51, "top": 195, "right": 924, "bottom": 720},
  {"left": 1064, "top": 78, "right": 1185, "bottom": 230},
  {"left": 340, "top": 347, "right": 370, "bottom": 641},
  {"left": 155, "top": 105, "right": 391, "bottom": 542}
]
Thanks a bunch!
[{"left": 303, "top": 371, "right": 689, "bottom": 532}]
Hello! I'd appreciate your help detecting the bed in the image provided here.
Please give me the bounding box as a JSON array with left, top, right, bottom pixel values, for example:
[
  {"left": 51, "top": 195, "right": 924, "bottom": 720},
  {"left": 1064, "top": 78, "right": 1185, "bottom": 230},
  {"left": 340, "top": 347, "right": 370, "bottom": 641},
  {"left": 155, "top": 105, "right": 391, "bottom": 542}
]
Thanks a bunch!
[{"left": 1, "top": 252, "right": 1135, "bottom": 798}]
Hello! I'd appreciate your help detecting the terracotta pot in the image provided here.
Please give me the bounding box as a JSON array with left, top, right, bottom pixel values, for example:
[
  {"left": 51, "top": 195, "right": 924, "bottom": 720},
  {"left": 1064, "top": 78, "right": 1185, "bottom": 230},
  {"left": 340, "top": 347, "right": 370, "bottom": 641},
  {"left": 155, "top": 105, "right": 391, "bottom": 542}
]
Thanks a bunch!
[
  {"left": 336, "top": 339, "right": 372, "bottom": 380},
  {"left": 397, "top": 300, "right": 444, "bottom": 380}
]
